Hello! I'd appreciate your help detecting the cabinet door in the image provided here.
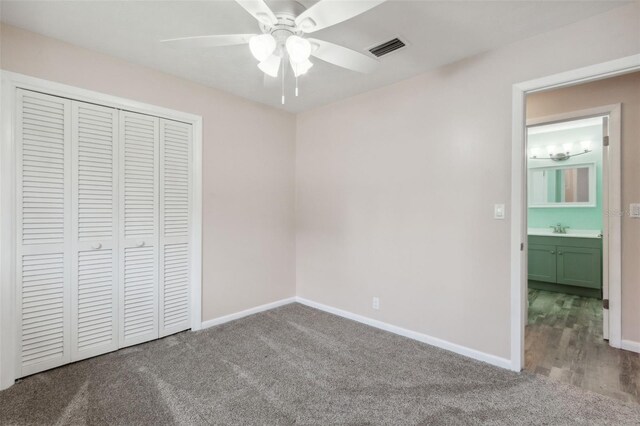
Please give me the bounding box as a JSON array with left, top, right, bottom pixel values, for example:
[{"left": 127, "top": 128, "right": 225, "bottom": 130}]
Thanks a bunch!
[
  {"left": 557, "top": 246, "right": 601, "bottom": 289},
  {"left": 118, "top": 111, "right": 159, "bottom": 348},
  {"left": 159, "top": 119, "right": 191, "bottom": 337},
  {"left": 70, "top": 102, "right": 119, "bottom": 361},
  {"left": 528, "top": 244, "right": 557, "bottom": 283},
  {"left": 16, "top": 89, "right": 72, "bottom": 377}
]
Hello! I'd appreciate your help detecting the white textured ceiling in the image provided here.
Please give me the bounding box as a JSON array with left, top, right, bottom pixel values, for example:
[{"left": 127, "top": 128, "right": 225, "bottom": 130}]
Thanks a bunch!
[{"left": 0, "top": 0, "right": 629, "bottom": 113}]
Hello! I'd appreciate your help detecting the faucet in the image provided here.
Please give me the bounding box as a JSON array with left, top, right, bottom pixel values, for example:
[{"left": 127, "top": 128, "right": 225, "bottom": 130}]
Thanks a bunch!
[{"left": 550, "top": 223, "right": 570, "bottom": 234}]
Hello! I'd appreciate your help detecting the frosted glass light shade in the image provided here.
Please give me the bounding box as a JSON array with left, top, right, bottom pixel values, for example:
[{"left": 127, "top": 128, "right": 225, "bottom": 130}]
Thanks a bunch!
[
  {"left": 581, "top": 140, "right": 592, "bottom": 151},
  {"left": 286, "top": 36, "right": 311, "bottom": 64},
  {"left": 290, "top": 59, "right": 313, "bottom": 77},
  {"left": 249, "top": 34, "right": 276, "bottom": 62},
  {"left": 258, "top": 55, "right": 281, "bottom": 77}
]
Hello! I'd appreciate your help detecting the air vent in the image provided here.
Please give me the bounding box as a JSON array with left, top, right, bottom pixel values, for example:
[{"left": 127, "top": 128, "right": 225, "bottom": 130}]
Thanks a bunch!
[{"left": 368, "top": 38, "right": 406, "bottom": 58}]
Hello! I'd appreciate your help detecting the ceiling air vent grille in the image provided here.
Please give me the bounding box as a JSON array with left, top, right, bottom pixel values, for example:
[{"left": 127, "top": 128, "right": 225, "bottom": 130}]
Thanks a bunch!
[{"left": 369, "top": 38, "right": 406, "bottom": 58}]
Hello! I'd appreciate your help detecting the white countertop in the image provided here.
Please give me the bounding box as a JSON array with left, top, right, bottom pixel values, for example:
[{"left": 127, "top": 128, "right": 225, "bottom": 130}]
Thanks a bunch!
[{"left": 528, "top": 228, "right": 602, "bottom": 238}]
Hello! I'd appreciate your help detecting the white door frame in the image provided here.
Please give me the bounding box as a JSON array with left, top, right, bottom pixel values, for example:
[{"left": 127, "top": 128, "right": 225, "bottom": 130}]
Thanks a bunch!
[
  {"left": 510, "top": 54, "right": 640, "bottom": 372},
  {"left": 0, "top": 71, "right": 204, "bottom": 390}
]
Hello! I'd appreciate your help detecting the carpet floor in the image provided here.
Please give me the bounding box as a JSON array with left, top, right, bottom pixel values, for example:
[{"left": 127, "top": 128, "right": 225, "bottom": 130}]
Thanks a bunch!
[{"left": 1, "top": 303, "right": 639, "bottom": 425}]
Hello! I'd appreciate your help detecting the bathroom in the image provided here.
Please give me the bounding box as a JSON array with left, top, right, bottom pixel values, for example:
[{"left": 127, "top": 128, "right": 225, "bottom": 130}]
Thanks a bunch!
[{"left": 527, "top": 116, "right": 603, "bottom": 300}]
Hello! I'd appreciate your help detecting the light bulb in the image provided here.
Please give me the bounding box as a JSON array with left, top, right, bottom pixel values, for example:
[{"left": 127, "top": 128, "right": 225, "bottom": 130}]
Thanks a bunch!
[
  {"left": 547, "top": 145, "right": 556, "bottom": 156},
  {"left": 249, "top": 34, "right": 276, "bottom": 62},
  {"left": 581, "top": 140, "right": 592, "bottom": 151},
  {"left": 286, "top": 35, "right": 311, "bottom": 64},
  {"left": 258, "top": 55, "right": 281, "bottom": 78},
  {"left": 290, "top": 59, "right": 313, "bottom": 77},
  {"left": 530, "top": 147, "right": 540, "bottom": 158},
  {"left": 563, "top": 143, "right": 573, "bottom": 153}
]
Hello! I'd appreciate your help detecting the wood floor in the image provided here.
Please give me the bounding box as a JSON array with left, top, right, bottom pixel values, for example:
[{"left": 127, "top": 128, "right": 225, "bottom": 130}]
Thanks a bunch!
[{"left": 525, "top": 289, "right": 640, "bottom": 404}]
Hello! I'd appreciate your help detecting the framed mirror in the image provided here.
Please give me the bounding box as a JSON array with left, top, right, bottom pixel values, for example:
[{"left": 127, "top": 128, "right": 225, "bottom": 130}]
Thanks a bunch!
[{"left": 528, "top": 162, "right": 596, "bottom": 207}]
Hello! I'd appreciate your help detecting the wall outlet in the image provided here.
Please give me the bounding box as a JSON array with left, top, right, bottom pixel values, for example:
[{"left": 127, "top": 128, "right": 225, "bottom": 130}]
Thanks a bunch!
[
  {"left": 630, "top": 203, "right": 640, "bottom": 218},
  {"left": 372, "top": 297, "right": 380, "bottom": 310}
]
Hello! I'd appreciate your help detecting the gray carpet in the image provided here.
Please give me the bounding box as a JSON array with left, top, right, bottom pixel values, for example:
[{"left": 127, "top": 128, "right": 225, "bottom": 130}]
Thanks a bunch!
[{"left": 1, "top": 303, "right": 639, "bottom": 425}]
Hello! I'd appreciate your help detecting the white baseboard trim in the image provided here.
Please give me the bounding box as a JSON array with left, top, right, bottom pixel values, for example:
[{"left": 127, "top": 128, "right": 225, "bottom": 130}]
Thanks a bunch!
[
  {"left": 200, "top": 297, "right": 296, "bottom": 330},
  {"left": 621, "top": 339, "right": 640, "bottom": 354},
  {"left": 295, "top": 297, "right": 512, "bottom": 370}
]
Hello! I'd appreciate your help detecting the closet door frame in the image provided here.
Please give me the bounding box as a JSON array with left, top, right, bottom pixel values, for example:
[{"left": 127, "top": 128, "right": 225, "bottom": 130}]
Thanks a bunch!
[{"left": 0, "top": 71, "right": 203, "bottom": 391}]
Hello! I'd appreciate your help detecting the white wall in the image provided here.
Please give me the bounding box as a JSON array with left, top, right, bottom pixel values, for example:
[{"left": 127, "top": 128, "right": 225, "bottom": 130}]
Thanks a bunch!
[
  {"left": 295, "top": 3, "right": 640, "bottom": 360},
  {"left": 0, "top": 24, "right": 297, "bottom": 323}
]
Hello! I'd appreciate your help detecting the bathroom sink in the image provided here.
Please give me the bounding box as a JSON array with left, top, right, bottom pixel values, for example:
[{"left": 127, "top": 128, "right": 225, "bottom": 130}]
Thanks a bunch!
[{"left": 527, "top": 228, "right": 602, "bottom": 238}]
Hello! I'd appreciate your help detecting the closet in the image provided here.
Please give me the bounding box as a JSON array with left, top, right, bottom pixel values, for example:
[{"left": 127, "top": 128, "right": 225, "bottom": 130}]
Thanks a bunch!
[{"left": 16, "top": 89, "right": 192, "bottom": 377}]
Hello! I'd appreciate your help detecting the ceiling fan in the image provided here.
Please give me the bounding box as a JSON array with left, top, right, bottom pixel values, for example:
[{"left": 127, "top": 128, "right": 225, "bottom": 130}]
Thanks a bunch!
[{"left": 161, "top": 0, "right": 386, "bottom": 104}]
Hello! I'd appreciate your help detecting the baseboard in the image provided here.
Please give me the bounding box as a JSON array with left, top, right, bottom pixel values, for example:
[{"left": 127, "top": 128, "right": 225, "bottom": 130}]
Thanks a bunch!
[
  {"left": 201, "top": 297, "right": 296, "bottom": 329},
  {"left": 621, "top": 339, "right": 640, "bottom": 354},
  {"left": 295, "top": 297, "right": 512, "bottom": 370}
]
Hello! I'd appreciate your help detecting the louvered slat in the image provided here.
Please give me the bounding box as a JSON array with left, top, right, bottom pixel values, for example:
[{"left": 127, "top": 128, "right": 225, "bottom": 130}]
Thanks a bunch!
[
  {"left": 162, "top": 243, "right": 189, "bottom": 330},
  {"left": 123, "top": 246, "right": 156, "bottom": 338},
  {"left": 123, "top": 115, "right": 157, "bottom": 239},
  {"left": 119, "top": 111, "right": 159, "bottom": 347},
  {"left": 77, "top": 104, "right": 115, "bottom": 241},
  {"left": 17, "top": 90, "right": 71, "bottom": 377},
  {"left": 162, "top": 122, "right": 190, "bottom": 238},
  {"left": 76, "top": 250, "right": 115, "bottom": 350},
  {"left": 71, "top": 101, "right": 119, "bottom": 361},
  {"left": 20, "top": 252, "right": 65, "bottom": 367},
  {"left": 21, "top": 95, "right": 66, "bottom": 246},
  {"left": 159, "top": 119, "right": 191, "bottom": 337}
]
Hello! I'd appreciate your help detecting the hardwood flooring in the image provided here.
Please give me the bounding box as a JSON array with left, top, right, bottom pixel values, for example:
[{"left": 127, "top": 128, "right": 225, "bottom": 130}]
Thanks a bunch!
[{"left": 525, "top": 289, "right": 640, "bottom": 404}]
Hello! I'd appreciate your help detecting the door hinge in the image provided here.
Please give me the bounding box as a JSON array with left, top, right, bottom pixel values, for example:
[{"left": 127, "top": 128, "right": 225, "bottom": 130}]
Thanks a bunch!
[
  {"left": 520, "top": 242, "right": 524, "bottom": 251},
  {"left": 603, "top": 299, "right": 609, "bottom": 310},
  {"left": 603, "top": 136, "right": 609, "bottom": 147}
]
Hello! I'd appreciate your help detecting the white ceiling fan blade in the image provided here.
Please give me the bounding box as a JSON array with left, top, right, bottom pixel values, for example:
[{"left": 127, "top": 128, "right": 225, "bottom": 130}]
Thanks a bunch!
[
  {"left": 295, "top": 0, "right": 386, "bottom": 33},
  {"left": 308, "top": 38, "right": 378, "bottom": 73},
  {"left": 234, "top": 0, "right": 278, "bottom": 26},
  {"left": 161, "top": 34, "right": 255, "bottom": 48}
]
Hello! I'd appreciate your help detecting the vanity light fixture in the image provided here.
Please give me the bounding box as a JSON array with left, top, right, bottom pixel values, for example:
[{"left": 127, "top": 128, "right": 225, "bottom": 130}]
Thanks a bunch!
[{"left": 530, "top": 140, "right": 593, "bottom": 162}]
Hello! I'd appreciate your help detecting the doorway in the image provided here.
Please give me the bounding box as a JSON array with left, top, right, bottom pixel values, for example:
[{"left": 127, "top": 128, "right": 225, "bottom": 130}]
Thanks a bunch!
[
  {"left": 523, "top": 109, "right": 627, "bottom": 399},
  {"left": 511, "top": 57, "right": 640, "bottom": 402}
]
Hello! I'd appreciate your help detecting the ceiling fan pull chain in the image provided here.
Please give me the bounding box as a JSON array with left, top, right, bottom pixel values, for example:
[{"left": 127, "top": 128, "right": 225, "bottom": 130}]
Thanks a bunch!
[{"left": 281, "top": 57, "right": 285, "bottom": 105}]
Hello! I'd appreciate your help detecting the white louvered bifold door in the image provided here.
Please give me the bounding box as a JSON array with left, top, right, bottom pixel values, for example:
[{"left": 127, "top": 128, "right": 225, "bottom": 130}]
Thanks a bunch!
[
  {"left": 118, "top": 111, "right": 160, "bottom": 348},
  {"left": 70, "top": 102, "right": 119, "bottom": 361},
  {"left": 159, "top": 119, "right": 192, "bottom": 337},
  {"left": 16, "top": 89, "right": 72, "bottom": 377}
]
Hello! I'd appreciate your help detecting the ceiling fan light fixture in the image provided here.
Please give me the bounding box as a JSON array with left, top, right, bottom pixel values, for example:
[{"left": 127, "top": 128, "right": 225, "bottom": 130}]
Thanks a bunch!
[
  {"left": 286, "top": 35, "right": 311, "bottom": 64},
  {"left": 249, "top": 34, "right": 276, "bottom": 62},
  {"left": 258, "top": 55, "right": 281, "bottom": 77},
  {"left": 299, "top": 17, "right": 316, "bottom": 32},
  {"left": 291, "top": 59, "right": 313, "bottom": 77}
]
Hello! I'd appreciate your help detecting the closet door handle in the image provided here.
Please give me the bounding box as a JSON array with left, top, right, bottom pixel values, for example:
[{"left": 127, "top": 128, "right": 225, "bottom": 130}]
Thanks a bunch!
[
  {"left": 91, "top": 242, "right": 102, "bottom": 250},
  {"left": 136, "top": 241, "right": 146, "bottom": 247},
  {"left": 558, "top": 252, "right": 563, "bottom": 255},
  {"left": 550, "top": 250, "right": 555, "bottom": 254}
]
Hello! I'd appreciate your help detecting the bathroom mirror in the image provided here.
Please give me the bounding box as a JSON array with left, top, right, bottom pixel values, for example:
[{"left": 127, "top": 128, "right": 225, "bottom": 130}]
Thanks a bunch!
[{"left": 528, "top": 163, "right": 596, "bottom": 207}]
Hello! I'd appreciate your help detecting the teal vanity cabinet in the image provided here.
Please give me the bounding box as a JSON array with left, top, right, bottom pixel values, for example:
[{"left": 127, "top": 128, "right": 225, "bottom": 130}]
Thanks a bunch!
[{"left": 528, "top": 235, "right": 602, "bottom": 298}]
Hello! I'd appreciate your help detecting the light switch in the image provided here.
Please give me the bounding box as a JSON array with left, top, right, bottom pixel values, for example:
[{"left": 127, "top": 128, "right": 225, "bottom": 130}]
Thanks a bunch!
[
  {"left": 494, "top": 204, "right": 505, "bottom": 220},
  {"left": 630, "top": 203, "right": 640, "bottom": 218}
]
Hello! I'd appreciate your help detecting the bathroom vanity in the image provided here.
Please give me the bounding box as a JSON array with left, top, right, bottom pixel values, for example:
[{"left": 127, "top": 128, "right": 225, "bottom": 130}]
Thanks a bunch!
[{"left": 527, "top": 229, "right": 602, "bottom": 298}]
